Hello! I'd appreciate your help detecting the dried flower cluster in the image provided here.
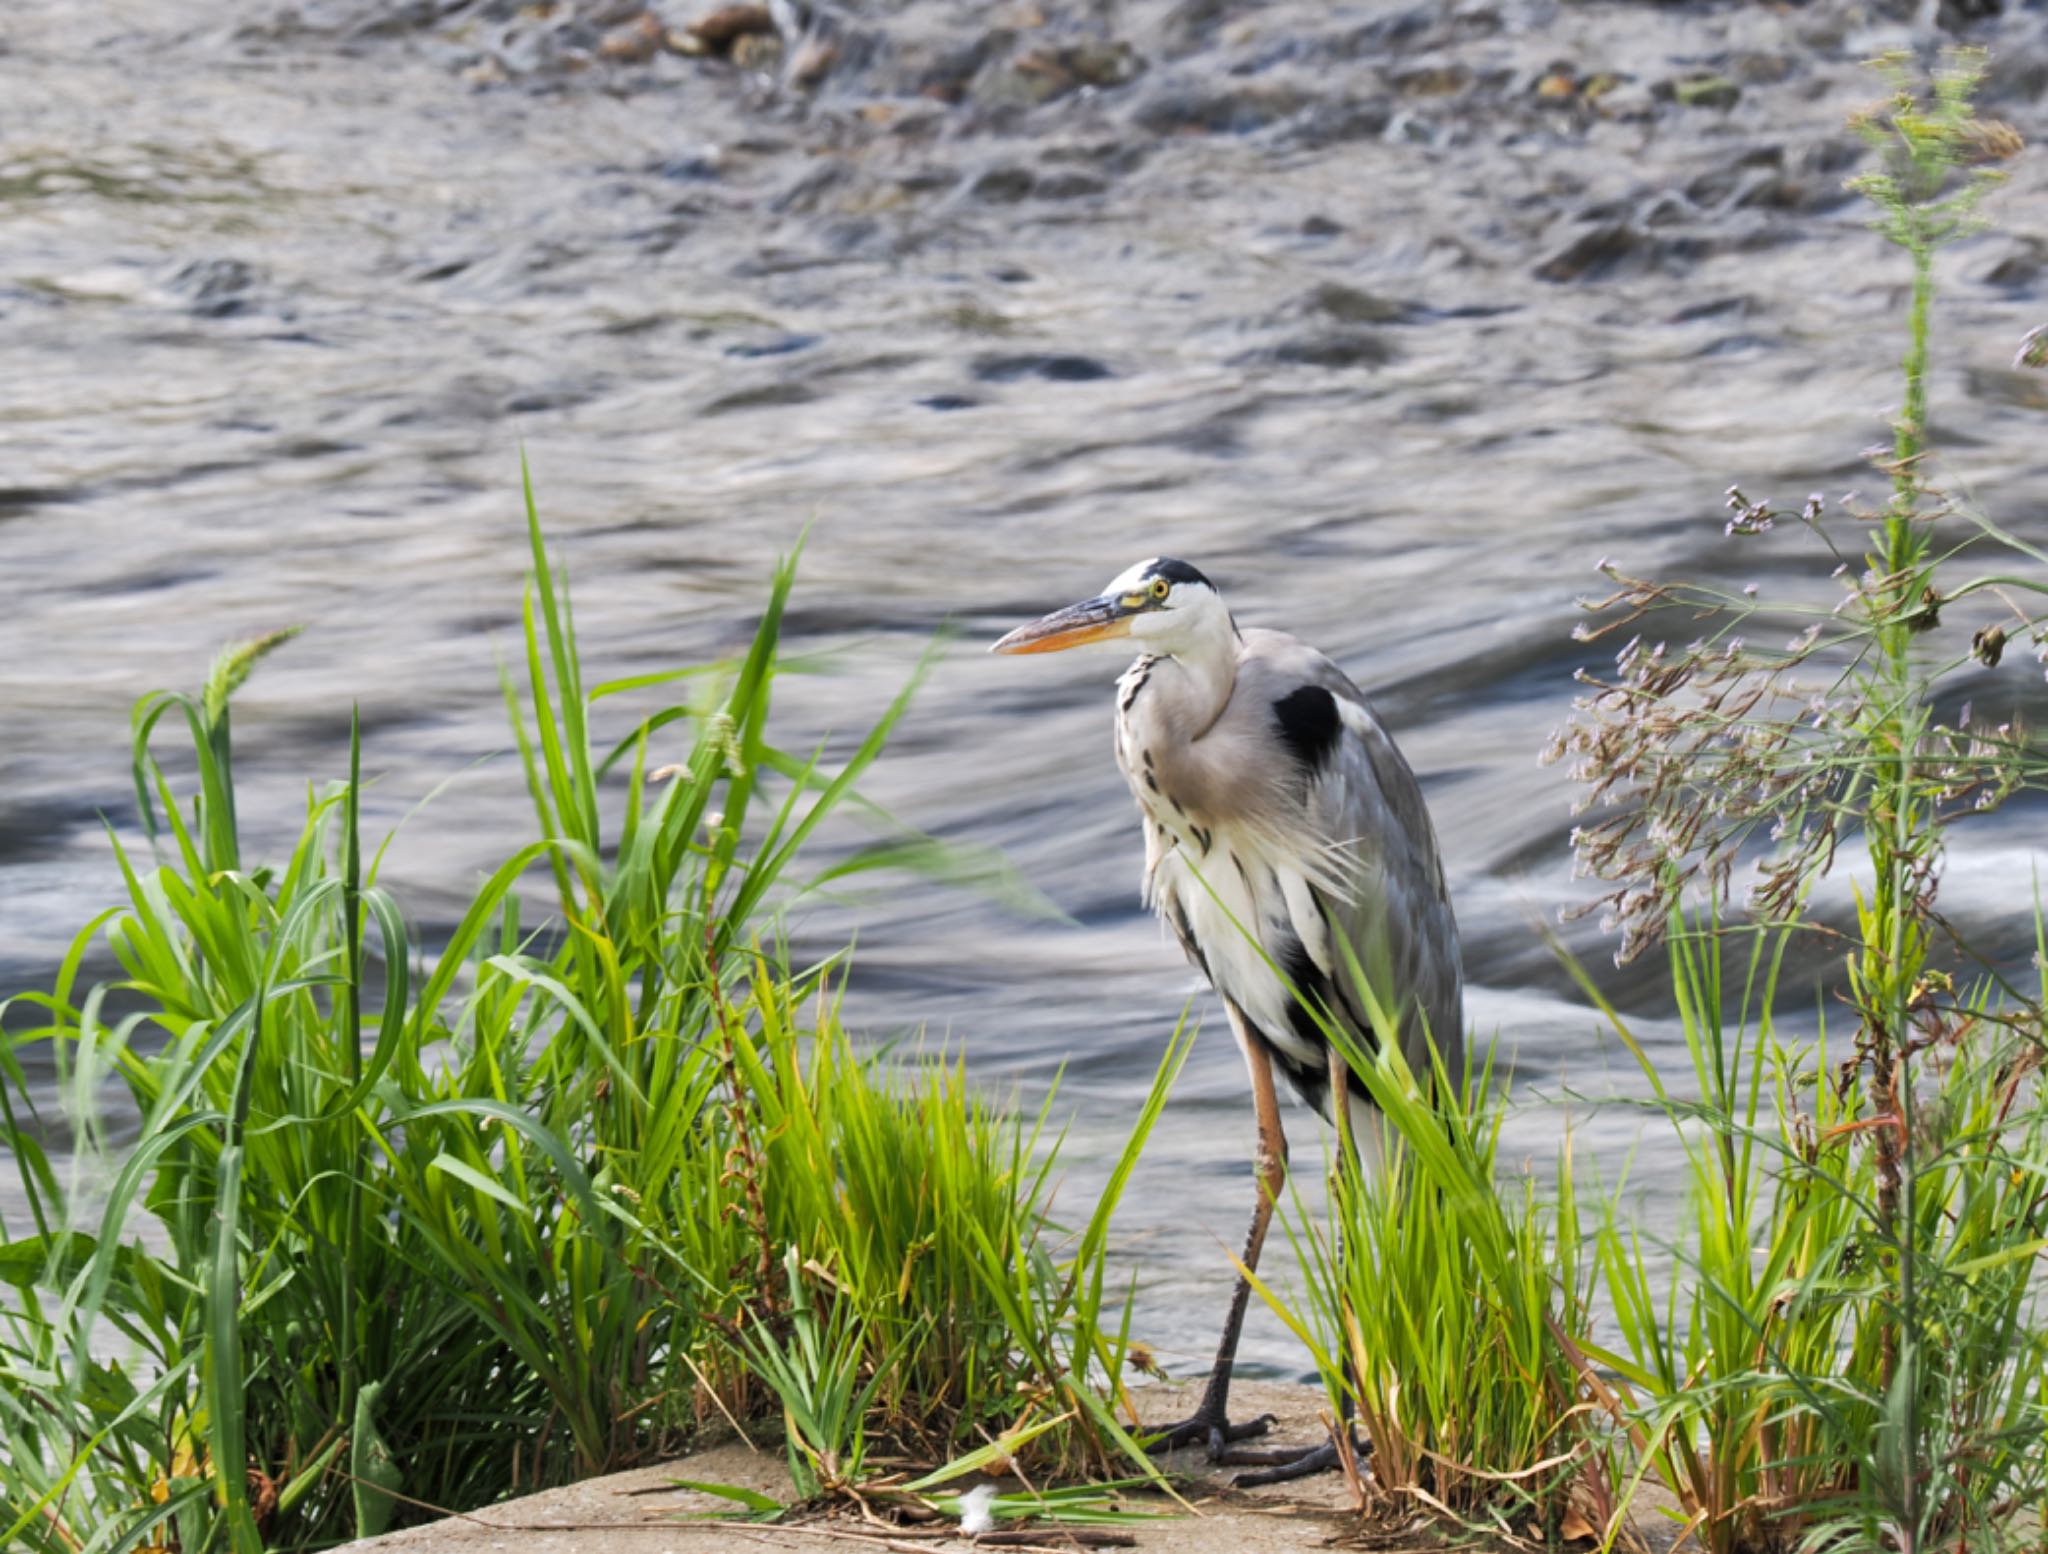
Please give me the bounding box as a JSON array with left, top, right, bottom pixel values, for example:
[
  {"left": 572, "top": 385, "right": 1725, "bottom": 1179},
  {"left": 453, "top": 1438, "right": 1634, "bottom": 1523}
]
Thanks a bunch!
[
  {"left": 1723, "top": 484, "right": 1824, "bottom": 539},
  {"left": 1549, "top": 499, "right": 2044, "bottom": 965},
  {"left": 1542, "top": 556, "right": 1860, "bottom": 962}
]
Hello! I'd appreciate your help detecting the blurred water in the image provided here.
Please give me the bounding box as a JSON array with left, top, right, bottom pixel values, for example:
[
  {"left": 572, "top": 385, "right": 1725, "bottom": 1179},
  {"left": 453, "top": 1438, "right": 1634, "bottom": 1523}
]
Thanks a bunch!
[{"left": 4, "top": 0, "right": 2048, "bottom": 1380}]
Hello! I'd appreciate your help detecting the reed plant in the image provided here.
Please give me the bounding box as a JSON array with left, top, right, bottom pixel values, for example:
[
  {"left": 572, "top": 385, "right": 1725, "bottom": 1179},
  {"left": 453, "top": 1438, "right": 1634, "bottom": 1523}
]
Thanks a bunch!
[
  {"left": 1, "top": 473, "right": 1165, "bottom": 1552},
  {"left": 1550, "top": 50, "right": 2048, "bottom": 1552}
]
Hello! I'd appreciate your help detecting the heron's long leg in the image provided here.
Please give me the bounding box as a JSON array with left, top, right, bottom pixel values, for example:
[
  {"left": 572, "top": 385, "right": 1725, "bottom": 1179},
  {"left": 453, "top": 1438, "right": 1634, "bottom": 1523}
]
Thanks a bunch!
[
  {"left": 1215, "top": 1045, "right": 1374, "bottom": 1486},
  {"left": 1143, "top": 1002, "right": 1288, "bottom": 1455},
  {"left": 1201, "top": 1002, "right": 1292, "bottom": 1414}
]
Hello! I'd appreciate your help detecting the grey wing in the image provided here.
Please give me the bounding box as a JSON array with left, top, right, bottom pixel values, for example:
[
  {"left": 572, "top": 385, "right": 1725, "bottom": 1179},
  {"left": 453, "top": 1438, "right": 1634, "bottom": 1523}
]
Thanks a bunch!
[
  {"left": 1312, "top": 688, "right": 1464, "bottom": 1086},
  {"left": 1245, "top": 634, "right": 1465, "bottom": 1087}
]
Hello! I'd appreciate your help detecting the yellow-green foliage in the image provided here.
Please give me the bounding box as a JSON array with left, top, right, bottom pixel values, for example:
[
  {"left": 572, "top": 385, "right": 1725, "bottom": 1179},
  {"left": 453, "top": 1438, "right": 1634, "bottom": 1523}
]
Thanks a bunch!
[{"left": 0, "top": 477, "right": 1160, "bottom": 1553}]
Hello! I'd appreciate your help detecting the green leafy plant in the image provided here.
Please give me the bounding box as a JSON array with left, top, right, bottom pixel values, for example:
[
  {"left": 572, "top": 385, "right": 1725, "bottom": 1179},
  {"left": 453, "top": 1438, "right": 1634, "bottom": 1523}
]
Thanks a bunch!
[
  {"left": 1569, "top": 922, "right": 1869, "bottom": 1551},
  {"left": 1570, "top": 915, "right": 2048, "bottom": 1554}
]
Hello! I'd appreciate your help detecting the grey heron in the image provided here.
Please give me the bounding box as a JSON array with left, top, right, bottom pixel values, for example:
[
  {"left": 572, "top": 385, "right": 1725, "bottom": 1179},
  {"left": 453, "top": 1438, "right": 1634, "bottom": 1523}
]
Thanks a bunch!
[{"left": 992, "top": 556, "right": 1464, "bottom": 1484}]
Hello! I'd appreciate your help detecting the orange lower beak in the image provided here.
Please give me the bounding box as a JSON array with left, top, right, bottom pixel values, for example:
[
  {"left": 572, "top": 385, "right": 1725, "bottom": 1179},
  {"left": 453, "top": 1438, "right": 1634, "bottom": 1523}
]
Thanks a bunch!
[{"left": 990, "top": 597, "right": 1135, "bottom": 655}]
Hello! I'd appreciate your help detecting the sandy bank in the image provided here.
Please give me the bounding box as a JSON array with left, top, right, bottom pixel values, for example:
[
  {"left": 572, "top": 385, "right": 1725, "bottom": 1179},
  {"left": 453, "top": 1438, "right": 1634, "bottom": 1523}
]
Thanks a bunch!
[
  {"left": 336, "top": 1378, "right": 1689, "bottom": 1553},
  {"left": 337, "top": 1381, "right": 1401, "bottom": 1554}
]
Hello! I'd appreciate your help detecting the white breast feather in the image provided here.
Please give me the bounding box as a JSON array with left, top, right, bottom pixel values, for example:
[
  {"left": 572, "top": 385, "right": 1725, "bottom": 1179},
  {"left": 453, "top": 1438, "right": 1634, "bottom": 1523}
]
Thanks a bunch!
[{"left": 1151, "top": 831, "right": 1326, "bottom": 1073}]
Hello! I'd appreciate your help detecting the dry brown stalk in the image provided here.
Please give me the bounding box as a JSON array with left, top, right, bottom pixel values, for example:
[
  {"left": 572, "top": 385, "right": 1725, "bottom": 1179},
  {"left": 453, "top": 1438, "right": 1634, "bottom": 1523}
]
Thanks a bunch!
[{"left": 705, "top": 927, "right": 779, "bottom": 1315}]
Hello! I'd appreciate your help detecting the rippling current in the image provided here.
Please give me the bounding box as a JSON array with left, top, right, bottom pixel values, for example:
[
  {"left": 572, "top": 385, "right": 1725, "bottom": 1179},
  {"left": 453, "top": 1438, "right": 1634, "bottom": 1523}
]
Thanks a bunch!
[{"left": 6, "top": 0, "right": 2048, "bottom": 1378}]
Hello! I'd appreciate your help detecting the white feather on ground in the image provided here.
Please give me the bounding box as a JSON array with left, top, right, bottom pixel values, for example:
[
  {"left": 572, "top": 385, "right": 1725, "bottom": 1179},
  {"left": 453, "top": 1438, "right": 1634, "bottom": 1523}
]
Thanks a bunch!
[{"left": 957, "top": 1483, "right": 997, "bottom": 1535}]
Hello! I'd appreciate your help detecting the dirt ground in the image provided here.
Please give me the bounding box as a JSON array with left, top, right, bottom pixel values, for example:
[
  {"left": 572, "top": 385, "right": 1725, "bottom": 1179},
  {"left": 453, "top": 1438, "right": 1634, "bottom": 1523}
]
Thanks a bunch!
[{"left": 336, "top": 1381, "right": 1683, "bottom": 1554}]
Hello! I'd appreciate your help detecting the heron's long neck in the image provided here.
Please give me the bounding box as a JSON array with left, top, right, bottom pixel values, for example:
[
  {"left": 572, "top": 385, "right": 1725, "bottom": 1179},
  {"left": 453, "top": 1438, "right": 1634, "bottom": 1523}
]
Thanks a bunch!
[{"left": 1152, "top": 607, "right": 1239, "bottom": 738}]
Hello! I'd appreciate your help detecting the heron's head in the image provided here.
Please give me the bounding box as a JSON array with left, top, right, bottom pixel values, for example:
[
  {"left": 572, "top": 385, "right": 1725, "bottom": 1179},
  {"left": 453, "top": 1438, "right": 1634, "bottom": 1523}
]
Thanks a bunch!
[{"left": 990, "top": 557, "right": 1227, "bottom": 657}]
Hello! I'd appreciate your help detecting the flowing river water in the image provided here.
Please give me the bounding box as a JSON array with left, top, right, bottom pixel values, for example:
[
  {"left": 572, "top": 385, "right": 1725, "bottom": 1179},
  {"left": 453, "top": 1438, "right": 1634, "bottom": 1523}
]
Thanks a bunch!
[{"left": 5, "top": 0, "right": 2048, "bottom": 1380}]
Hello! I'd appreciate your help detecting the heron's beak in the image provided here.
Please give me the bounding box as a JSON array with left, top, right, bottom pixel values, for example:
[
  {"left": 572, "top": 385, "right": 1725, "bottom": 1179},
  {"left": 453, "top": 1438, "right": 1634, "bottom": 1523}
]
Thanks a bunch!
[{"left": 990, "top": 596, "right": 1136, "bottom": 655}]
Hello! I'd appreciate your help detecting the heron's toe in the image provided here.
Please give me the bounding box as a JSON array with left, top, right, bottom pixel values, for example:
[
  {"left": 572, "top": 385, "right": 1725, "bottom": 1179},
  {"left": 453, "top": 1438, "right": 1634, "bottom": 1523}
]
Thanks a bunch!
[
  {"left": 1221, "top": 1430, "right": 1369, "bottom": 1487},
  {"left": 1139, "top": 1410, "right": 1276, "bottom": 1456},
  {"left": 1207, "top": 1412, "right": 1277, "bottom": 1452}
]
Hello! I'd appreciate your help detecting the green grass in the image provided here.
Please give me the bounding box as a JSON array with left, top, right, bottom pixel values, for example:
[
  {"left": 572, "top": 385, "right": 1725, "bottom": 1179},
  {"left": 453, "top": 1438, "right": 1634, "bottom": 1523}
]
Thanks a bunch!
[
  {"left": 719, "top": 1001, "right": 1189, "bottom": 1503},
  {"left": 712, "top": 960, "right": 1188, "bottom": 1487},
  {"left": 1575, "top": 920, "right": 2048, "bottom": 1553},
  {"left": 0, "top": 472, "right": 1172, "bottom": 1552},
  {"left": 1234, "top": 950, "right": 1615, "bottom": 1541}
]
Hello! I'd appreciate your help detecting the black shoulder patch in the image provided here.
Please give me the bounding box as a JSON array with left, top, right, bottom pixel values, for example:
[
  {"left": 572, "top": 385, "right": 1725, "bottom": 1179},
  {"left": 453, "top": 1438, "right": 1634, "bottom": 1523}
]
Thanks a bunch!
[
  {"left": 1273, "top": 684, "right": 1341, "bottom": 776},
  {"left": 1142, "top": 557, "right": 1213, "bottom": 590}
]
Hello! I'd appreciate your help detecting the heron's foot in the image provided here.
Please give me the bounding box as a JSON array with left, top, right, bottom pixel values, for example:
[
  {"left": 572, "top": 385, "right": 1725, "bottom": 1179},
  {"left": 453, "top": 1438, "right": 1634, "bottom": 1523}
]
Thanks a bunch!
[
  {"left": 1139, "top": 1411, "right": 1277, "bottom": 1458},
  {"left": 1219, "top": 1429, "right": 1371, "bottom": 1488}
]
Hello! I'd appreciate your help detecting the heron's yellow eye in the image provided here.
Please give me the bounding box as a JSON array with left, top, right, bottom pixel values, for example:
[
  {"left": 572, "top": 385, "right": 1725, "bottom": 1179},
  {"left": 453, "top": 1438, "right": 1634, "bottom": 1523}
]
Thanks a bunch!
[{"left": 1150, "top": 578, "right": 1170, "bottom": 601}]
